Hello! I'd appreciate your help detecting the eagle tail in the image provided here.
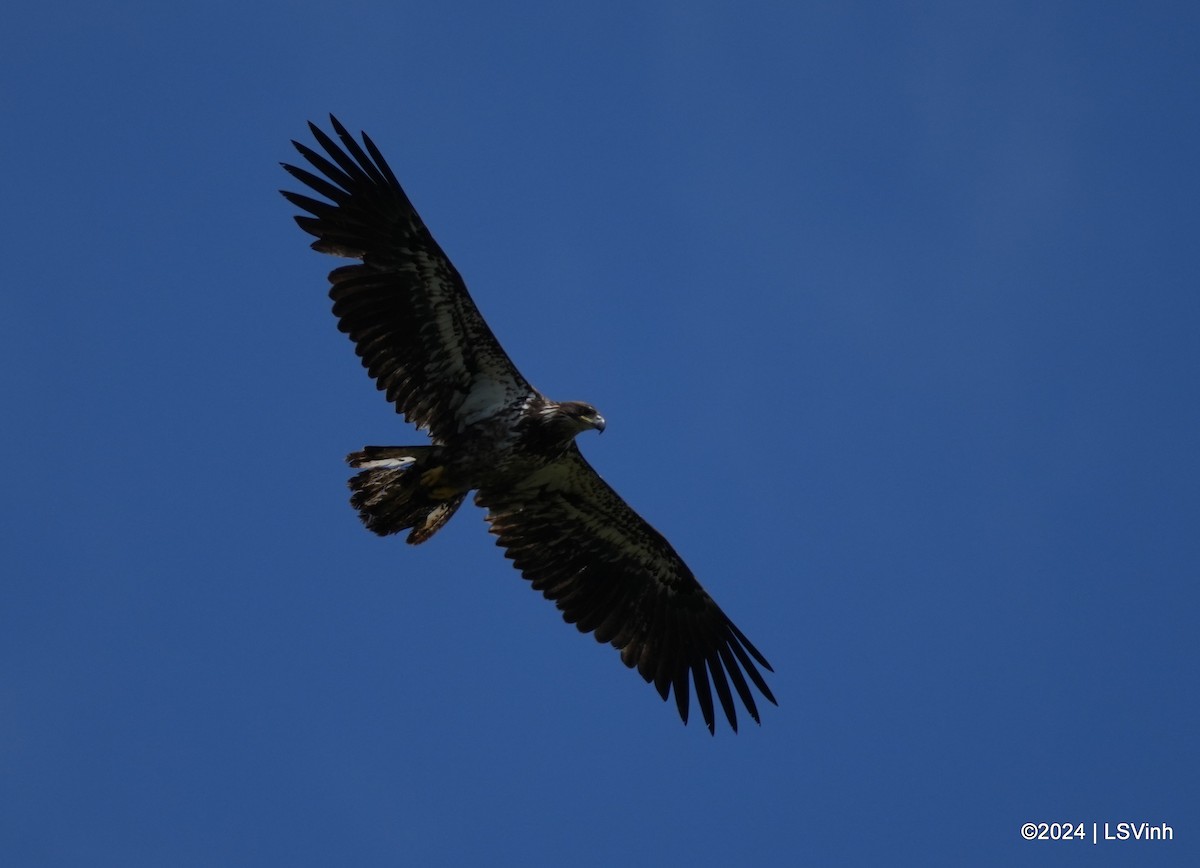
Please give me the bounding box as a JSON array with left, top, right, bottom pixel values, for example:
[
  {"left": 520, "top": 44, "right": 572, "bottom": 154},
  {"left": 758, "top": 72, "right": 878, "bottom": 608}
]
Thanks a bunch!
[{"left": 346, "top": 446, "right": 465, "bottom": 544}]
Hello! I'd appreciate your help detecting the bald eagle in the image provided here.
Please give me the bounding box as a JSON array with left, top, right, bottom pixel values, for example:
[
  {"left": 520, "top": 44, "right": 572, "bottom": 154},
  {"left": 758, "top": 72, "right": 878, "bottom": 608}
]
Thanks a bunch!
[{"left": 281, "top": 117, "right": 775, "bottom": 733}]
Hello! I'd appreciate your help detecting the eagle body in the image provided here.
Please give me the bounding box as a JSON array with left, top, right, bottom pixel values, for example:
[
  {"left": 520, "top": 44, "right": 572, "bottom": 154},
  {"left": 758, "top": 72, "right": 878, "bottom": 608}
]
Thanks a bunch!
[
  {"left": 348, "top": 396, "right": 603, "bottom": 540},
  {"left": 282, "top": 117, "right": 776, "bottom": 733}
]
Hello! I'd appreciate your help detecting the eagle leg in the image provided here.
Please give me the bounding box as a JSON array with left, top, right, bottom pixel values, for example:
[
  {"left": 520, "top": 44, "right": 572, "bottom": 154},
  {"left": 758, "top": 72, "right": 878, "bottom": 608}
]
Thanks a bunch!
[
  {"left": 419, "top": 465, "right": 445, "bottom": 486},
  {"left": 346, "top": 446, "right": 465, "bottom": 543},
  {"left": 419, "top": 464, "right": 460, "bottom": 500}
]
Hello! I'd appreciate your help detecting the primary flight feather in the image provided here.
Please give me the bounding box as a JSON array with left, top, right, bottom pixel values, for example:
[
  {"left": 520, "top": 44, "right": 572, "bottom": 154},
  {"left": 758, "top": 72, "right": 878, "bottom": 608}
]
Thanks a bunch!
[{"left": 281, "top": 117, "right": 776, "bottom": 733}]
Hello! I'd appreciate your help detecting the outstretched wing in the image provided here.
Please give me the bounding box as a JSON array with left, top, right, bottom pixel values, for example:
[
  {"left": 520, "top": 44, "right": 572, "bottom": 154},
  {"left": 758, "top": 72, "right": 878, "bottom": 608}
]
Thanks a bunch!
[
  {"left": 477, "top": 446, "right": 776, "bottom": 734},
  {"left": 281, "top": 116, "right": 532, "bottom": 441}
]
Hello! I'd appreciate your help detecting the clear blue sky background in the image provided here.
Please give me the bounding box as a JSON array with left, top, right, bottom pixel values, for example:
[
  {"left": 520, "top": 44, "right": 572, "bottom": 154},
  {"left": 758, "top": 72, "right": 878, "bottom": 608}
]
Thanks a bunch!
[{"left": 3, "top": 2, "right": 1197, "bottom": 865}]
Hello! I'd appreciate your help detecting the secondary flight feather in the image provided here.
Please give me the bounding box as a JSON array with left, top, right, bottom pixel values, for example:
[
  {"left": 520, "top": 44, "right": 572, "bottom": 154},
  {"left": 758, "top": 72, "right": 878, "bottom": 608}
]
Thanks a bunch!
[{"left": 281, "top": 116, "right": 776, "bottom": 733}]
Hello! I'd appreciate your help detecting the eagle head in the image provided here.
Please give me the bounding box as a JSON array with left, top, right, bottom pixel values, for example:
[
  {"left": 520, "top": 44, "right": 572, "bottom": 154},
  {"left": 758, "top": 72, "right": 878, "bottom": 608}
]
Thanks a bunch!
[
  {"left": 556, "top": 400, "right": 606, "bottom": 434},
  {"left": 536, "top": 400, "right": 606, "bottom": 447}
]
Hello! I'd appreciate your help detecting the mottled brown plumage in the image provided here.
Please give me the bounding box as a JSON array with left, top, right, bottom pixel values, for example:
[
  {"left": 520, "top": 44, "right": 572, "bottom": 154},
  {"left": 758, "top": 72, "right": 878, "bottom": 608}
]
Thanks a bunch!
[{"left": 281, "top": 116, "right": 775, "bottom": 733}]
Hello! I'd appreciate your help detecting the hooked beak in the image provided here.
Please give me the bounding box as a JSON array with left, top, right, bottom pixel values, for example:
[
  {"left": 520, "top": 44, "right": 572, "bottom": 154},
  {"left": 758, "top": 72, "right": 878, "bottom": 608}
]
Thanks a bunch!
[{"left": 592, "top": 414, "right": 606, "bottom": 433}]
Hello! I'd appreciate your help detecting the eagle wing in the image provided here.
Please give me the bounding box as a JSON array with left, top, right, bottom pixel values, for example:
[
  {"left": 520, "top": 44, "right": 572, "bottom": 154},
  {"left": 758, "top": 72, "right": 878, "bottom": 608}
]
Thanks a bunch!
[
  {"left": 281, "top": 116, "right": 532, "bottom": 441},
  {"left": 477, "top": 445, "right": 776, "bottom": 733}
]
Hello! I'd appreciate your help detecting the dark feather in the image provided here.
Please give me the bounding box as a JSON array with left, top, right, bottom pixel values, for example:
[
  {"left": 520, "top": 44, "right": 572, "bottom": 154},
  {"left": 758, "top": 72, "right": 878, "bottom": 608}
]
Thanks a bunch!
[
  {"left": 477, "top": 445, "right": 776, "bottom": 733},
  {"left": 281, "top": 115, "right": 530, "bottom": 442}
]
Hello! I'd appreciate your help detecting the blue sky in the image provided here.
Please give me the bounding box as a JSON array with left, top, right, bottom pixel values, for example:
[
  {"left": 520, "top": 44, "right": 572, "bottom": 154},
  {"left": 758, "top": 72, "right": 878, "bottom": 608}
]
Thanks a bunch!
[{"left": 3, "top": 2, "right": 1197, "bottom": 865}]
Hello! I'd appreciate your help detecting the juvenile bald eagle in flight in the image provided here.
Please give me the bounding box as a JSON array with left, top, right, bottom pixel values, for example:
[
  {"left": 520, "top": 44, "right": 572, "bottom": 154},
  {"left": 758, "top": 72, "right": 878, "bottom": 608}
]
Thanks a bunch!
[{"left": 281, "top": 117, "right": 775, "bottom": 733}]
